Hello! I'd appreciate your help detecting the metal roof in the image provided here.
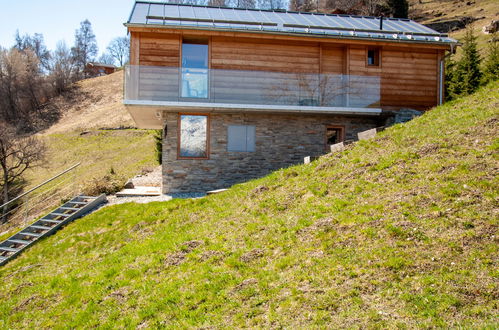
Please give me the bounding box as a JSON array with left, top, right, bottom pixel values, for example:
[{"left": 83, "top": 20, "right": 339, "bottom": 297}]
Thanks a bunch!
[{"left": 126, "top": 1, "right": 457, "bottom": 45}]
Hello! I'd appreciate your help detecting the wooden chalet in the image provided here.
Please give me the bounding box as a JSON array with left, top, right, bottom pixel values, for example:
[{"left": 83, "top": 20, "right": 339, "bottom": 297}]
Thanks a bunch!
[{"left": 123, "top": 1, "right": 458, "bottom": 194}]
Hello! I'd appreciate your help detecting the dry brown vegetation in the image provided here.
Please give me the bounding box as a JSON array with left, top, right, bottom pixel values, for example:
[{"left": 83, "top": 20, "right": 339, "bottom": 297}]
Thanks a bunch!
[{"left": 42, "top": 70, "right": 134, "bottom": 134}]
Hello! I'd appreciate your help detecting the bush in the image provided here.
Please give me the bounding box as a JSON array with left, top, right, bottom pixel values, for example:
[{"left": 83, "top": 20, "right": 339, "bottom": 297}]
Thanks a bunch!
[{"left": 82, "top": 173, "right": 126, "bottom": 196}]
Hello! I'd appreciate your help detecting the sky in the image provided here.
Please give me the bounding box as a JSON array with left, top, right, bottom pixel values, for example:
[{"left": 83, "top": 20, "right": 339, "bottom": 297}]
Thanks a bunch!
[{"left": 0, "top": 0, "right": 153, "bottom": 55}]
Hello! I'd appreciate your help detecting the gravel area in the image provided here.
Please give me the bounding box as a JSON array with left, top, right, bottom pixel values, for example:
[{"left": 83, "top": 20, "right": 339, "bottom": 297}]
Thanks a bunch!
[{"left": 130, "top": 166, "right": 162, "bottom": 187}]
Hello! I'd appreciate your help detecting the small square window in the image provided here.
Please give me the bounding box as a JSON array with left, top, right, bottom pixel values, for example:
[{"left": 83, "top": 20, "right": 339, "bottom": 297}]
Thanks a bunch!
[
  {"left": 227, "top": 125, "right": 255, "bottom": 152},
  {"left": 367, "top": 48, "right": 380, "bottom": 67},
  {"left": 326, "top": 126, "right": 344, "bottom": 146}
]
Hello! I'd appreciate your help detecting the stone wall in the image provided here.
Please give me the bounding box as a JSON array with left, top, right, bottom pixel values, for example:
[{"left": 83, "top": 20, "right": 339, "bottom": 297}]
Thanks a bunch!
[{"left": 162, "top": 112, "right": 380, "bottom": 193}]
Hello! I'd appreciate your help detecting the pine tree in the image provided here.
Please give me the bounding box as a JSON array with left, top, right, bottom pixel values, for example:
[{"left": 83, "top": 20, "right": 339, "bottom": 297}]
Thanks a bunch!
[
  {"left": 446, "top": 27, "right": 482, "bottom": 100},
  {"left": 482, "top": 35, "right": 499, "bottom": 84},
  {"left": 386, "top": 0, "right": 408, "bottom": 18}
]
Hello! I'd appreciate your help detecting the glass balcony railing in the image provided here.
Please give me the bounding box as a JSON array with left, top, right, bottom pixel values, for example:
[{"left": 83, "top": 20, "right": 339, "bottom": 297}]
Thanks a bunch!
[{"left": 124, "top": 65, "right": 381, "bottom": 109}]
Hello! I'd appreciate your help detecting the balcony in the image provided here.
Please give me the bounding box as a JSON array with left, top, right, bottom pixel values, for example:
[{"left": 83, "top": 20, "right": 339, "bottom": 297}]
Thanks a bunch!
[{"left": 124, "top": 65, "right": 381, "bottom": 117}]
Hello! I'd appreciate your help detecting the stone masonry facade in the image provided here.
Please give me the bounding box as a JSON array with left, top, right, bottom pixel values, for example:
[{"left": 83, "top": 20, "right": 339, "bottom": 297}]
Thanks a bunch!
[{"left": 162, "top": 111, "right": 380, "bottom": 193}]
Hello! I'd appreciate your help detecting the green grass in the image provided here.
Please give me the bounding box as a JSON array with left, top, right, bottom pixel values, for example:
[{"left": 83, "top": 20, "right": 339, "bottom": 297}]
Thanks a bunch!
[
  {"left": 0, "top": 129, "right": 157, "bottom": 240},
  {"left": 0, "top": 82, "right": 498, "bottom": 328}
]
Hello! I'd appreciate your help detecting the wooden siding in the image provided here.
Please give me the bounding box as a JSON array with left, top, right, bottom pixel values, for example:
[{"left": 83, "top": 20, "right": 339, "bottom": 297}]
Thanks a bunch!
[
  {"left": 321, "top": 46, "right": 345, "bottom": 74},
  {"left": 211, "top": 37, "right": 320, "bottom": 73},
  {"left": 139, "top": 33, "right": 180, "bottom": 67},
  {"left": 381, "top": 47, "right": 439, "bottom": 109},
  {"left": 128, "top": 29, "right": 444, "bottom": 110}
]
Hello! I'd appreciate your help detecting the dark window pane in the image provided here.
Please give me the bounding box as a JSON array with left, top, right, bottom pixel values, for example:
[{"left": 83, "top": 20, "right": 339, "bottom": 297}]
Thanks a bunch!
[
  {"left": 326, "top": 127, "right": 343, "bottom": 145},
  {"left": 180, "top": 115, "right": 208, "bottom": 158}
]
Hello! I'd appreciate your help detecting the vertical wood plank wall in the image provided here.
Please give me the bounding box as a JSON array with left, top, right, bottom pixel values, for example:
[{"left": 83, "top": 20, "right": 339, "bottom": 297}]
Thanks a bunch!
[{"left": 130, "top": 31, "right": 443, "bottom": 110}]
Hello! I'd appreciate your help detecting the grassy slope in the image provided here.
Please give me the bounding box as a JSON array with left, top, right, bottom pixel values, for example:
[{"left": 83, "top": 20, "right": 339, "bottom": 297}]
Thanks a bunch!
[
  {"left": 0, "top": 81, "right": 496, "bottom": 328},
  {"left": 0, "top": 72, "right": 157, "bottom": 237},
  {"left": 409, "top": 0, "right": 499, "bottom": 56}
]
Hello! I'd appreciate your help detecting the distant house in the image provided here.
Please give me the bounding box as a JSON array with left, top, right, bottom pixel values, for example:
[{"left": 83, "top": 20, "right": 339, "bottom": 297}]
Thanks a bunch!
[
  {"left": 86, "top": 62, "right": 117, "bottom": 77},
  {"left": 123, "top": 1, "right": 458, "bottom": 194}
]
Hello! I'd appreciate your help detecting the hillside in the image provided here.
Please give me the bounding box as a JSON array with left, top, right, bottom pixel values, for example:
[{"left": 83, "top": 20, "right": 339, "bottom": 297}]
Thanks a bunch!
[
  {"left": 42, "top": 70, "right": 134, "bottom": 133},
  {"left": 0, "top": 72, "right": 157, "bottom": 237},
  {"left": 409, "top": 0, "right": 498, "bottom": 54},
  {"left": 0, "top": 81, "right": 497, "bottom": 328}
]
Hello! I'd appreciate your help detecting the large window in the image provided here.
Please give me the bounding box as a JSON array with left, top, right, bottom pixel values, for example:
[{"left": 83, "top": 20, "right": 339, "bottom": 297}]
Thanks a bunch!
[
  {"left": 227, "top": 125, "right": 256, "bottom": 152},
  {"left": 181, "top": 42, "right": 208, "bottom": 99},
  {"left": 178, "top": 114, "right": 209, "bottom": 159}
]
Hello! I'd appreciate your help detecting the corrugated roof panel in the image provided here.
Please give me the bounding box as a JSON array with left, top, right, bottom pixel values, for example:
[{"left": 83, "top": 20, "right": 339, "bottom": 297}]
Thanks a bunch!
[{"left": 128, "top": 2, "right": 457, "bottom": 45}]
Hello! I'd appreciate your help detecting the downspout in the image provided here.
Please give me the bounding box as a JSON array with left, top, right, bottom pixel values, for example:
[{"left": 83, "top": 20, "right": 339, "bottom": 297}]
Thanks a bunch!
[{"left": 439, "top": 43, "right": 455, "bottom": 105}]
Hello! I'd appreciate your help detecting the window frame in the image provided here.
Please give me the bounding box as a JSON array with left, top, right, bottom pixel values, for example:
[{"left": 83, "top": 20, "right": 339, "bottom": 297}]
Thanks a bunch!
[
  {"left": 324, "top": 125, "right": 345, "bottom": 150},
  {"left": 177, "top": 113, "right": 210, "bottom": 160},
  {"left": 179, "top": 38, "right": 210, "bottom": 100},
  {"left": 227, "top": 125, "right": 256, "bottom": 153},
  {"left": 366, "top": 47, "right": 381, "bottom": 67}
]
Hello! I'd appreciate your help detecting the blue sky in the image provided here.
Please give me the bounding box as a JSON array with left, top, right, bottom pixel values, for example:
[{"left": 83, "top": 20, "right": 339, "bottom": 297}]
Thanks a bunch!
[{"left": 0, "top": 0, "right": 152, "bottom": 55}]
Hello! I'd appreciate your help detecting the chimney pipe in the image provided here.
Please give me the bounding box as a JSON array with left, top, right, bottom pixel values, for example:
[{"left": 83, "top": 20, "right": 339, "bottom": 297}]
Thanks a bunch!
[{"left": 380, "top": 16, "right": 383, "bottom": 30}]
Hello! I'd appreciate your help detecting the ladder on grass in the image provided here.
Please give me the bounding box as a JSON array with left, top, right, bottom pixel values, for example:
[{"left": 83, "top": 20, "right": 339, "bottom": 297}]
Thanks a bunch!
[{"left": 0, "top": 194, "right": 106, "bottom": 266}]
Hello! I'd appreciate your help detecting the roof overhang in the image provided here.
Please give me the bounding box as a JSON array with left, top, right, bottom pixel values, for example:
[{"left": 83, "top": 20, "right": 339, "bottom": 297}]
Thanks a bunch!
[{"left": 124, "top": 100, "right": 382, "bottom": 129}]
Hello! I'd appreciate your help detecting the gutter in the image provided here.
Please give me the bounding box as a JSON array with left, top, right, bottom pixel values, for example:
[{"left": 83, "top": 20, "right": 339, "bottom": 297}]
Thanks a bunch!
[{"left": 124, "top": 23, "right": 459, "bottom": 47}]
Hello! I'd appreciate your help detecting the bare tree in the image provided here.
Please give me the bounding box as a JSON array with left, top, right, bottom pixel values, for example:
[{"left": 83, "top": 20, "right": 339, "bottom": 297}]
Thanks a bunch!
[
  {"left": 258, "top": 0, "right": 286, "bottom": 9},
  {"left": 208, "top": 0, "right": 228, "bottom": 6},
  {"left": 71, "top": 19, "right": 98, "bottom": 79},
  {"left": 49, "top": 41, "right": 76, "bottom": 94},
  {"left": 0, "top": 123, "right": 46, "bottom": 223},
  {"left": 106, "top": 36, "right": 130, "bottom": 67},
  {"left": 14, "top": 31, "right": 51, "bottom": 72},
  {"left": 0, "top": 47, "right": 49, "bottom": 131}
]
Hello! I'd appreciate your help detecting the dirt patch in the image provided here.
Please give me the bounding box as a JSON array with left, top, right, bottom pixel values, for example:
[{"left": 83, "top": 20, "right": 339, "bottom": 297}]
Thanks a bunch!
[
  {"left": 252, "top": 186, "right": 269, "bottom": 195},
  {"left": 199, "top": 250, "right": 225, "bottom": 261},
  {"left": 164, "top": 252, "right": 187, "bottom": 266},
  {"left": 182, "top": 240, "right": 203, "bottom": 252},
  {"left": 418, "top": 143, "right": 441, "bottom": 156},
  {"left": 240, "top": 248, "right": 265, "bottom": 263},
  {"left": 13, "top": 295, "right": 38, "bottom": 312}
]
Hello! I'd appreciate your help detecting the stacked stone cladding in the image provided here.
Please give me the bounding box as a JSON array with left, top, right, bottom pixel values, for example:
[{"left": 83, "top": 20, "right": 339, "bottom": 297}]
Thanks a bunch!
[{"left": 162, "top": 111, "right": 379, "bottom": 193}]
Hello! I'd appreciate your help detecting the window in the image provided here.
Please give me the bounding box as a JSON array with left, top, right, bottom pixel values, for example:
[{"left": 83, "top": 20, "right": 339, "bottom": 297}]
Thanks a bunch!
[
  {"left": 181, "top": 41, "right": 208, "bottom": 98},
  {"left": 227, "top": 125, "right": 255, "bottom": 152},
  {"left": 367, "top": 48, "right": 380, "bottom": 67},
  {"left": 178, "top": 114, "right": 209, "bottom": 159},
  {"left": 326, "top": 126, "right": 344, "bottom": 146}
]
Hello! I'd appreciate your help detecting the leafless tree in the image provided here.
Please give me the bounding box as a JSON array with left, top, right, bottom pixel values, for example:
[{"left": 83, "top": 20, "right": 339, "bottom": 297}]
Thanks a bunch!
[
  {"left": 106, "top": 36, "right": 130, "bottom": 67},
  {"left": 208, "top": 0, "right": 228, "bottom": 6},
  {"left": 14, "top": 31, "right": 51, "bottom": 72},
  {"left": 0, "top": 47, "right": 50, "bottom": 131},
  {"left": 0, "top": 122, "right": 46, "bottom": 223},
  {"left": 49, "top": 41, "right": 77, "bottom": 94}
]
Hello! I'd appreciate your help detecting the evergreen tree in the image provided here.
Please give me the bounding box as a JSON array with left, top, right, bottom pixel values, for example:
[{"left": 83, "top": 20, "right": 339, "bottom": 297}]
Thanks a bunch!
[
  {"left": 386, "top": 0, "right": 408, "bottom": 18},
  {"left": 482, "top": 35, "right": 499, "bottom": 84},
  {"left": 446, "top": 27, "right": 481, "bottom": 99}
]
